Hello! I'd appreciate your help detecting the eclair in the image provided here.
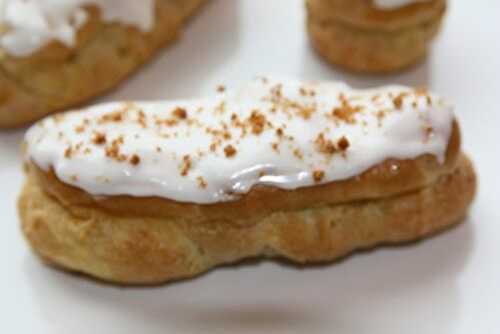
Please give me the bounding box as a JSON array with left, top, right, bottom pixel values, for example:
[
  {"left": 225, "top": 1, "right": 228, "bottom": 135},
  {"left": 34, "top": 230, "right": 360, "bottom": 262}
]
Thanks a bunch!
[
  {"left": 306, "top": 0, "right": 446, "bottom": 73},
  {"left": 19, "top": 77, "right": 476, "bottom": 284},
  {"left": 0, "top": 0, "right": 206, "bottom": 128}
]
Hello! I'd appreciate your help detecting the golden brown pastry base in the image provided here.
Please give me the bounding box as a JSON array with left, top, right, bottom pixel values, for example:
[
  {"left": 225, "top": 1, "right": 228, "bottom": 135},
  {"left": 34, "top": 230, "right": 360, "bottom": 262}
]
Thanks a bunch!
[
  {"left": 0, "top": 0, "right": 206, "bottom": 129},
  {"left": 18, "top": 154, "right": 476, "bottom": 285},
  {"left": 306, "top": 0, "right": 446, "bottom": 73}
]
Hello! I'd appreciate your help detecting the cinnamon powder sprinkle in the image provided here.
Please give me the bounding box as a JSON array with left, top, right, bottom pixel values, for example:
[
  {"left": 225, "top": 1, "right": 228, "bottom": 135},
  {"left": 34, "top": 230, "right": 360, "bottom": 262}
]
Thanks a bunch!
[
  {"left": 105, "top": 136, "right": 126, "bottom": 162},
  {"left": 64, "top": 147, "right": 73, "bottom": 158},
  {"left": 180, "top": 155, "right": 192, "bottom": 176},
  {"left": 296, "top": 106, "right": 315, "bottom": 120},
  {"left": 393, "top": 94, "right": 405, "bottom": 109},
  {"left": 376, "top": 110, "right": 386, "bottom": 123},
  {"left": 42, "top": 84, "right": 440, "bottom": 191},
  {"left": 172, "top": 107, "right": 188, "bottom": 119},
  {"left": 92, "top": 132, "right": 107, "bottom": 145},
  {"left": 197, "top": 176, "right": 208, "bottom": 189},
  {"left": 130, "top": 154, "right": 141, "bottom": 166},
  {"left": 337, "top": 136, "right": 350, "bottom": 151},
  {"left": 313, "top": 170, "right": 325, "bottom": 183},
  {"left": 224, "top": 145, "right": 237, "bottom": 158},
  {"left": 332, "top": 101, "right": 361, "bottom": 124},
  {"left": 424, "top": 126, "right": 434, "bottom": 141},
  {"left": 215, "top": 102, "right": 226, "bottom": 114},
  {"left": 315, "top": 133, "right": 336, "bottom": 155},
  {"left": 75, "top": 125, "right": 85, "bottom": 133},
  {"left": 248, "top": 110, "right": 266, "bottom": 135},
  {"left": 299, "top": 87, "right": 316, "bottom": 97},
  {"left": 137, "top": 110, "right": 147, "bottom": 128},
  {"left": 99, "top": 110, "right": 123, "bottom": 123},
  {"left": 293, "top": 148, "right": 303, "bottom": 160}
]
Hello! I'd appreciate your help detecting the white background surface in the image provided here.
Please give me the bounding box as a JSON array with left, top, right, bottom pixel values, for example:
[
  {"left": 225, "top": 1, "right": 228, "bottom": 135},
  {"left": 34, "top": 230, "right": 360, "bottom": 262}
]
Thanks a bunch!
[{"left": 1, "top": 1, "right": 499, "bottom": 333}]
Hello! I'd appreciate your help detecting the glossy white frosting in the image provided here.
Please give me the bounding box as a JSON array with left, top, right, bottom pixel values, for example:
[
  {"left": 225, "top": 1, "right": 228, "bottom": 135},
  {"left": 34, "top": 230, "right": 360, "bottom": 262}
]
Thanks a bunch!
[
  {"left": 25, "top": 78, "right": 454, "bottom": 204},
  {"left": 0, "top": 0, "right": 155, "bottom": 57},
  {"left": 373, "top": 0, "right": 432, "bottom": 10}
]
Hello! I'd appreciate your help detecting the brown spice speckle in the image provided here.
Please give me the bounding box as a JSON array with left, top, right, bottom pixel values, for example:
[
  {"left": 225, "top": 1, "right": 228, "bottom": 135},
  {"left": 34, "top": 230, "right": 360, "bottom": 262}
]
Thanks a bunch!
[
  {"left": 99, "top": 110, "right": 123, "bottom": 123},
  {"left": 393, "top": 92, "right": 408, "bottom": 110},
  {"left": 181, "top": 155, "right": 192, "bottom": 176},
  {"left": 337, "top": 136, "right": 350, "bottom": 151},
  {"left": 313, "top": 170, "right": 325, "bottom": 183},
  {"left": 64, "top": 147, "right": 73, "bottom": 158},
  {"left": 75, "top": 125, "right": 85, "bottom": 133},
  {"left": 296, "top": 106, "right": 315, "bottom": 120},
  {"left": 92, "top": 132, "right": 107, "bottom": 145},
  {"left": 224, "top": 145, "right": 237, "bottom": 158},
  {"left": 172, "top": 107, "right": 187, "bottom": 119},
  {"left": 130, "top": 154, "right": 141, "bottom": 166},
  {"left": 105, "top": 136, "right": 126, "bottom": 162},
  {"left": 424, "top": 126, "right": 434, "bottom": 141},
  {"left": 197, "top": 176, "right": 207, "bottom": 189},
  {"left": 315, "top": 133, "right": 336, "bottom": 155},
  {"left": 248, "top": 110, "right": 266, "bottom": 135},
  {"left": 293, "top": 148, "right": 303, "bottom": 160},
  {"left": 332, "top": 101, "right": 361, "bottom": 124}
]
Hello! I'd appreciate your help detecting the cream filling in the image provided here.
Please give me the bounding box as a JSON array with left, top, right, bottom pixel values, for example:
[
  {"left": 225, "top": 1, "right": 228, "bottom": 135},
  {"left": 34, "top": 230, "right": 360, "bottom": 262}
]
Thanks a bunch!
[{"left": 25, "top": 77, "right": 454, "bottom": 204}]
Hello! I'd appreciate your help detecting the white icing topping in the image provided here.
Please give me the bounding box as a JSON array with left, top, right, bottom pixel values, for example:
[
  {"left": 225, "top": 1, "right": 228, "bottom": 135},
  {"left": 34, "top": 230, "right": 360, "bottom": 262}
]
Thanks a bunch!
[
  {"left": 0, "top": 0, "right": 155, "bottom": 57},
  {"left": 25, "top": 78, "right": 454, "bottom": 204},
  {"left": 373, "top": 0, "right": 432, "bottom": 10}
]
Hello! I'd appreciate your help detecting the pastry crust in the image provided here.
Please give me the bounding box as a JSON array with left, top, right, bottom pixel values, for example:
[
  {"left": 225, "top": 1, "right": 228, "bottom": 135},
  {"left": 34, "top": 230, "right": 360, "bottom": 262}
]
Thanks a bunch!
[
  {"left": 19, "top": 154, "right": 476, "bottom": 284},
  {"left": 0, "top": 0, "right": 206, "bottom": 129},
  {"left": 306, "top": 0, "right": 446, "bottom": 72}
]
